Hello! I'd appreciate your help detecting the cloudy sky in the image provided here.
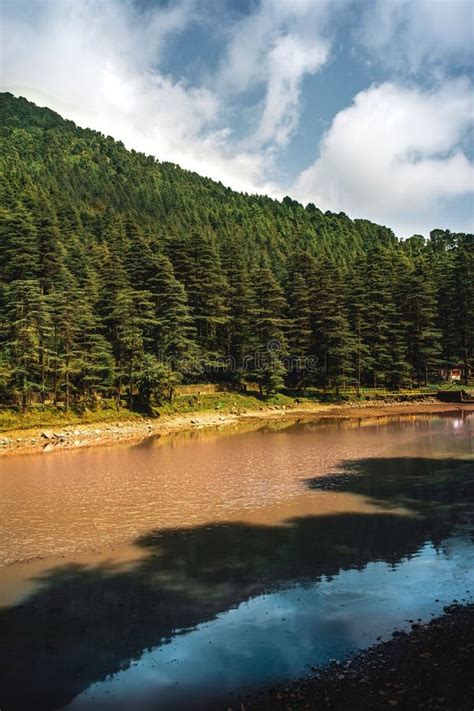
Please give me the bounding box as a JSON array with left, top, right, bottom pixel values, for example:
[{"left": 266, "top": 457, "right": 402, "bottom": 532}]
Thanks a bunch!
[{"left": 1, "top": 0, "right": 473, "bottom": 237}]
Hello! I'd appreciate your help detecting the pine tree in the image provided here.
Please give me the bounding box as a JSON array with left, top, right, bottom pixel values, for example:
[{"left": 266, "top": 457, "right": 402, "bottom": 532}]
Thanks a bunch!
[
  {"left": 73, "top": 294, "right": 114, "bottom": 408},
  {"left": 312, "top": 262, "right": 355, "bottom": 393},
  {"left": 347, "top": 255, "right": 372, "bottom": 394},
  {"left": 136, "top": 354, "right": 181, "bottom": 412},
  {"left": 148, "top": 254, "right": 197, "bottom": 369},
  {"left": 363, "top": 247, "right": 406, "bottom": 387},
  {"left": 286, "top": 272, "right": 313, "bottom": 389},
  {"left": 163, "top": 230, "right": 192, "bottom": 288},
  {"left": 109, "top": 288, "right": 156, "bottom": 409},
  {"left": 124, "top": 220, "right": 155, "bottom": 287},
  {"left": 452, "top": 235, "right": 474, "bottom": 384},
  {"left": 3, "top": 280, "right": 42, "bottom": 412},
  {"left": 1, "top": 205, "right": 39, "bottom": 282},
  {"left": 35, "top": 203, "right": 70, "bottom": 292},
  {"left": 48, "top": 288, "right": 81, "bottom": 412},
  {"left": 251, "top": 264, "right": 288, "bottom": 396},
  {"left": 388, "top": 252, "right": 412, "bottom": 389},
  {"left": 96, "top": 244, "right": 130, "bottom": 340},
  {"left": 405, "top": 256, "right": 442, "bottom": 385},
  {"left": 429, "top": 232, "right": 458, "bottom": 366},
  {"left": 220, "top": 237, "right": 256, "bottom": 385},
  {"left": 185, "top": 232, "right": 229, "bottom": 358},
  {"left": 37, "top": 289, "right": 53, "bottom": 407}
]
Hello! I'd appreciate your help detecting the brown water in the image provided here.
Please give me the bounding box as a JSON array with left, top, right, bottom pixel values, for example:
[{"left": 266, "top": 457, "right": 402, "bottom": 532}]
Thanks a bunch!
[
  {"left": 0, "top": 416, "right": 436, "bottom": 566},
  {"left": 0, "top": 412, "right": 473, "bottom": 711}
]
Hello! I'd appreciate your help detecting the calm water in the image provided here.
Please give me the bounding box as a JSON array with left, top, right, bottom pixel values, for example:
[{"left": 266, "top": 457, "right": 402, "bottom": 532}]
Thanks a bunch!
[{"left": 0, "top": 412, "right": 473, "bottom": 710}]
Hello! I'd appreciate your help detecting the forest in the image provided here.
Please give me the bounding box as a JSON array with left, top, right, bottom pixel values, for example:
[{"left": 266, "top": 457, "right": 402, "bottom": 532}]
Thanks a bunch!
[{"left": 0, "top": 92, "right": 472, "bottom": 413}]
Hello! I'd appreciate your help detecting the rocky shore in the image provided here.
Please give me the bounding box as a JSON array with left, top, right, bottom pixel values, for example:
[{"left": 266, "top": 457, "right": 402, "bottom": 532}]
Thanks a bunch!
[
  {"left": 240, "top": 603, "right": 474, "bottom": 711},
  {"left": 0, "top": 400, "right": 472, "bottom": 456}
]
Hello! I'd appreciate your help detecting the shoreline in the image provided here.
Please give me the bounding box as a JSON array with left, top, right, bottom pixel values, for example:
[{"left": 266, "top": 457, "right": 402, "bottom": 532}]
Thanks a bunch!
[
  {"left": 0, "top": 398, "right": 472, "bottom": 457},
  {"left": 241, "top": 603, "right": 474, "bottom": 710}
]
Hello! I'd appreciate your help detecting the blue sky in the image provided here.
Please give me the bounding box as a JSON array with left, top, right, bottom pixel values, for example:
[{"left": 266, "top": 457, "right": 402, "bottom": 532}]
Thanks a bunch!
[{"left": 1, "top": 0, "right": 473, "bottom": 237}]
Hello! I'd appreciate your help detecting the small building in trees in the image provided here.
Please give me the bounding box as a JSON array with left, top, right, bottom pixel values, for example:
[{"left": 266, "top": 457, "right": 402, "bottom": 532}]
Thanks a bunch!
[{"left": 437, "top": 362, "right": 467, "bottom": 382}]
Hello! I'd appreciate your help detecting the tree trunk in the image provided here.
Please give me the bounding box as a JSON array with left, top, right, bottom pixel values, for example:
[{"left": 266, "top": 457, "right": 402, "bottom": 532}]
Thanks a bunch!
[
  {"left": 65, "top": 365, "right": 70, "bottom": 413},
  {"left": 463, "top": 340, "right": 469, "bottom": 386},
  {"left": 116, "top": 384, "right": 121, "bottom": 410},
  {"left": 40, "top": 351, "right": 46, "bottom": 410},
  {"left": 81, "top": 376, "right": 87, "bottom": 414},
  {"left": 53, "top": 328, "right": 59, "bottom": 405},
  {"left": 128, "top": 359, "right": 134, "bottom": 410},
  {"left": 22, "top": 372, "right": 27, "bottom": 414},
  {"left": 356, "top": 329, "right": 361, "bottom": 398}
]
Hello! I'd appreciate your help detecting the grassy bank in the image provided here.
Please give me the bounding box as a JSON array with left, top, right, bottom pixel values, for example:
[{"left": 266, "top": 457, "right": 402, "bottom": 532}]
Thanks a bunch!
[
  {"left": 0, "top": 403, "right": 149, "bottom": 433},
  {"left": 0, "top": 388, "right": 445, "bottom": 434},
  {"left": 0, "top": 393, "right": 297, "bottom": 433}
]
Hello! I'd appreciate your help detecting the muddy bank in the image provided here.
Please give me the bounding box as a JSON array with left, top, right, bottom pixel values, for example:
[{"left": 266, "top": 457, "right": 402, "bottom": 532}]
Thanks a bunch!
[
  {"left": 0, "top": 399, "right": 472, "bottom": 456},
  {"left": 241, "top": 603, "right": 474, "bottom": 711}
]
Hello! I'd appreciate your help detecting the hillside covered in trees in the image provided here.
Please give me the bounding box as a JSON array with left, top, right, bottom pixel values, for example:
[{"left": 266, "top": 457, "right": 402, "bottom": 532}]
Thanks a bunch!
[{"left": 0, "top": 92, "right": 472, "bottom": 413}]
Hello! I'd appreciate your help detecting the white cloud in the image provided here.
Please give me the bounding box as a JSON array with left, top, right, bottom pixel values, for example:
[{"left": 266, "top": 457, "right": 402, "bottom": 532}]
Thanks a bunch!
[
  {"left": 358, "top": 0, "right": 474, "bottom": 74},
  {"left": 0, "top": 0, "right": 282, "bottom": 195},
  {"left": 217, "top": 0, "right": 331, "bottom": 148},
  {"left": 293, "top": 80, "right": 474, "bottom": 236},
  {"left": 1, "top": 0, "right": 472, "bottom": 236},
  {"left": 255, "top": 33, "right": 328, "bottom": 147}
]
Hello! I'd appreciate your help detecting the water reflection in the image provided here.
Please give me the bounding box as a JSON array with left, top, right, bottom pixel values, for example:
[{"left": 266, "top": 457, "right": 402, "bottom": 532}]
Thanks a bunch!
[
  {"left": 66, "top": 537, "right": 474, "bottom": 711},
  {"left": 0, "top": 422, "right": 473, "bottom": 710}
]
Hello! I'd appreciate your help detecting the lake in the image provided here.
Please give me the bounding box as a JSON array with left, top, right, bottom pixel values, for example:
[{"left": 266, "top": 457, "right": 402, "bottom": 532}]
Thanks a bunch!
[{"left": 0, "top": 412, "right": 473, "bottom": 710}]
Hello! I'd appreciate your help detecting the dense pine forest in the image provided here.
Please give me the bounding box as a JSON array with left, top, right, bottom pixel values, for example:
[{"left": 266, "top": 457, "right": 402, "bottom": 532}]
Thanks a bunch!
[{"left": 0, "top": 92, "right": 472, "bottom": 414}]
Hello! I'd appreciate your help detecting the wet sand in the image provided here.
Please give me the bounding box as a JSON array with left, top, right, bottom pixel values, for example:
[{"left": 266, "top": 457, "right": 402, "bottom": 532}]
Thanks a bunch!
[{"left": 1, "top": 399, "right": 472, "bottom": 457}]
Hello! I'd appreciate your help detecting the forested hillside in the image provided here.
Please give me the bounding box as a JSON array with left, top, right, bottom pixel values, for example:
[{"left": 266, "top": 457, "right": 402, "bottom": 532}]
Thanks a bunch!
[{"left": 0, "top": 92, "right": 472, "bottom": 412}]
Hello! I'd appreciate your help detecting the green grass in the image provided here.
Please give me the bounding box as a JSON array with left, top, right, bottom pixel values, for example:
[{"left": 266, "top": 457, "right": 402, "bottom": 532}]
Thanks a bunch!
[
  {"left": 0, "top": 392, "right": 309, "bottom": 433},
  {"left": 0, "top": 385, "right": 449, "bottom": 434},
  {"left": 156, "top": 391, "right": 297, "bottom": 416},
  {"left": 0, "top": 402, "right": 142, "bottom": 433}
]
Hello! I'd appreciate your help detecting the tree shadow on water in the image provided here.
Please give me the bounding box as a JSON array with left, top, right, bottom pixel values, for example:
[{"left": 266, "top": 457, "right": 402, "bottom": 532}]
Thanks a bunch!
[
  {"left": 0, "top": 457, "right": 473, "bottom": 710},
  {"left": 307, "top": 457, "right": 474, "bottom": 520}
]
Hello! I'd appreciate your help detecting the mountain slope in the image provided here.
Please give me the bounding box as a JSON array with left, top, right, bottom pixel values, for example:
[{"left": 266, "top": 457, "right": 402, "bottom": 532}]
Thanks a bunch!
[
  {"left": 0, "top": 92, "right": 472, "bottom": 410},
  {"left": 0, "top": 92, "right": 396, "bottom": 267}
]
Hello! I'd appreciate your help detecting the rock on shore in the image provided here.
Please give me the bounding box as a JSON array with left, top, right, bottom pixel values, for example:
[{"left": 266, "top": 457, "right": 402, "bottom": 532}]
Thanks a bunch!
[{"left": 241, "top": 603, "right": 474, "bottom": 710}]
